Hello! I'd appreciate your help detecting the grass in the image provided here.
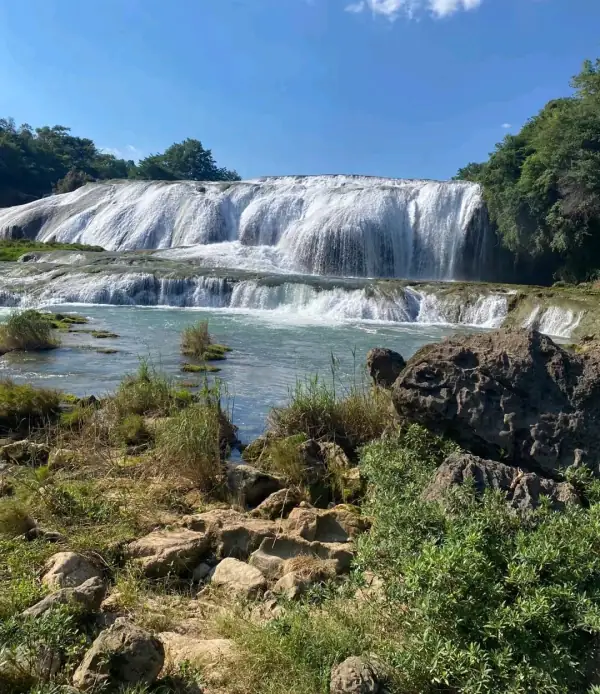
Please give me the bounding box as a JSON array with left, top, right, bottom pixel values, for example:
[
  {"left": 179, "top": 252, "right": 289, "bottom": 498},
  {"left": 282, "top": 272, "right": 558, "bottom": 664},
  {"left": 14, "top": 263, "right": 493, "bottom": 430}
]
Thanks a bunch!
[
  {"left": 181, "top": 319, "right": 231, "bottom": 362},
  {"left": 113, "top": 360, "right": 181, "bottom": 417},
  {"left": 0, "top": 239, "right": 104, "bottom": 262},
  {"left": 0, "top": 310, "right": 59, "bottom": 353},
  {"left": 154, "top": 399, "right": 224, "bottom": 491},
  {"left": 90, "top": 330, "right": 119, "bottom": 339},
  {"left": 268, "top": 375, "right": 392, "bottom": 457},
  {"left": 0, "top": 380, "right": 61, "bottom": 434}
]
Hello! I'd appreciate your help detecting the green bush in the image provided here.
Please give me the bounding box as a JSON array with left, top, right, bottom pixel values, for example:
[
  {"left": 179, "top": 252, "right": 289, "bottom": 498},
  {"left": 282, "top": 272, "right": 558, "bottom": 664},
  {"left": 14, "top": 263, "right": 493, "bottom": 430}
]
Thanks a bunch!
[
  {"left": 114, "top": 360, "right": 178, "bottom": 417},
  {"left": 0, "top": 380, "right": 61, "bottom": 433},
  {"left": 0, "top": 310, "right": 58, "bottom": 353},
  {"left": 115, "top": 413, "right": 150, "bottom": 447}
]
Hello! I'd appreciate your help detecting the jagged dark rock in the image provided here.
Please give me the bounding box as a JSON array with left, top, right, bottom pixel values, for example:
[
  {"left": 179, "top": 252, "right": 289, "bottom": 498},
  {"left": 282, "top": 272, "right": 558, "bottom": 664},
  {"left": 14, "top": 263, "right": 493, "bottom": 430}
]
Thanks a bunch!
[
  {"left": 226, "top": 462, "right": 283, "bottom": 507},
  {"left": 366, "top": 347, "right": 406, "bottom": 388},
  {"left": 424, "top": 452, "right": 580, "bottom": 512},
  {"left": 393, "top": 328, "right": 600, "bottom": 476}
]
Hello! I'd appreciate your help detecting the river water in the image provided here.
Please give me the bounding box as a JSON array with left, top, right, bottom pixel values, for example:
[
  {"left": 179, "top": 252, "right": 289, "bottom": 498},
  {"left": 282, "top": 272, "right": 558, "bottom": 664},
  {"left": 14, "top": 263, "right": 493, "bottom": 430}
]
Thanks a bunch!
[{"left": 0, "top": 305, "right": 476, "bottom": 442}]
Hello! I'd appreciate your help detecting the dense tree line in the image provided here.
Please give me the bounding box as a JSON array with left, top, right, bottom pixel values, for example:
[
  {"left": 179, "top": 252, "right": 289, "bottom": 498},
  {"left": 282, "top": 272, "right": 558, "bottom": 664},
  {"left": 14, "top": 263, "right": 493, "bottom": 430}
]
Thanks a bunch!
[
  {"left": 0, "top": 118, "right": 240, "bottom": 208},
  {"left": 456, "top": 59, "right": 600, "bottom": 283}
]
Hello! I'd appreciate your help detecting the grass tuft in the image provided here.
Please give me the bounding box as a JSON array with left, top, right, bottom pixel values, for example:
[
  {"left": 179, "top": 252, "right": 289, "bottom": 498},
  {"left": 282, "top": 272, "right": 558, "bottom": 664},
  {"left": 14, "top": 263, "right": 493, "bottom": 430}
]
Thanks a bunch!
[
  {"left": 0, "top": 310, "right": 58, "bottom": 353},
  {"left": 0, "top": 380, "right": 61, "bottom": 434},
  {"left": 181, "top": 320, "right": 212, "bottom": 358}
]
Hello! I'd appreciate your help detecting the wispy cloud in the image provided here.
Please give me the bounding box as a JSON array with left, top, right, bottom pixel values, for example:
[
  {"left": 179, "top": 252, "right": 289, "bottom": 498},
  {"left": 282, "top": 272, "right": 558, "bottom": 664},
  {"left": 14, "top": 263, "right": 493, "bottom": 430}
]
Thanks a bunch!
[
  {"left": 101, "top": 144, "right": 144, "bottom": 161},
  {"left": 501, "top": 123, "right": 512, "bottom": 129},
  {"left": 345, "top": 0, "right": 483, "bottom": 20}
]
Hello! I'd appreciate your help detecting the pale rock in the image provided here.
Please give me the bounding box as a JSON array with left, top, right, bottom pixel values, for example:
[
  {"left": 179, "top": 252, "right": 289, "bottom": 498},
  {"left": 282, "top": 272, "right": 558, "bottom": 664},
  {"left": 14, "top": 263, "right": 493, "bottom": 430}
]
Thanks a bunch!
[
  {"left": 210, "top": 557, "right": 267, "bottom": 598},
  {"left": 126, "top": 528, "right": 210, "bottom": 577},
  {"left": 42, "top": 551, "right": 102, "bottom": 589}
]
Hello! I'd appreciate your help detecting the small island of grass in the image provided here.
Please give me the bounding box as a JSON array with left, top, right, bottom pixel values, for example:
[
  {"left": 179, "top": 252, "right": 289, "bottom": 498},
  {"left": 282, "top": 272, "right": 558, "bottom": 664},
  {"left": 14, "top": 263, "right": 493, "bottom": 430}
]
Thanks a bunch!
[
  {"left": 181, "top": 319, "right": 231, "bottom": 363},
  {"left": 0, "top": 239, "right": 104, "bottom": 262}
]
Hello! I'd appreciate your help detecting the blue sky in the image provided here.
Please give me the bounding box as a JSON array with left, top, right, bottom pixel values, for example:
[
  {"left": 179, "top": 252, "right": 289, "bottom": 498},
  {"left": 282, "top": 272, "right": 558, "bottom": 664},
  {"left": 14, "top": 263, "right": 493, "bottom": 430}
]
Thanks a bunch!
[{"left": 0, "top": 0, "right": 598, "bottom": 180}]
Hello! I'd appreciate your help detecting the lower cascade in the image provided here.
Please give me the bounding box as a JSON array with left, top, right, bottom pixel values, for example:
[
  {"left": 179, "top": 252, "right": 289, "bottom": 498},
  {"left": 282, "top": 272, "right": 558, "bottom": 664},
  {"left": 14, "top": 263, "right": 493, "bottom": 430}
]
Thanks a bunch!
[{"left": 0, "top": 176, "right": 493, "bottom": 280}]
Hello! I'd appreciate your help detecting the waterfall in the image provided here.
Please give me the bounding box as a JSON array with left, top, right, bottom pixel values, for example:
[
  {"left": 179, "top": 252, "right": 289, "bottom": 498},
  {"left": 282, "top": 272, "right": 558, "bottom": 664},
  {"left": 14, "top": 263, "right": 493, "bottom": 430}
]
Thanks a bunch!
[
  {"left": 522, "top": 306, "right": 583, "bottom": 338},
  {"left": 0, "top": 176, "right": 491, "bottom": 281}
]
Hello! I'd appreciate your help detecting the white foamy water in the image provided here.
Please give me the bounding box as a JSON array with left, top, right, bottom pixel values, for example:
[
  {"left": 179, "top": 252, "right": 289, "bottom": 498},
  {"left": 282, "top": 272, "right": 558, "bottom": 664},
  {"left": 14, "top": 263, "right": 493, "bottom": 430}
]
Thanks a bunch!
[
  {"left": 0, "top": 176, "right": 489, "bottom": 280},
  {"left": 523, "top": 306, "right": 583, "bottom": 338}
]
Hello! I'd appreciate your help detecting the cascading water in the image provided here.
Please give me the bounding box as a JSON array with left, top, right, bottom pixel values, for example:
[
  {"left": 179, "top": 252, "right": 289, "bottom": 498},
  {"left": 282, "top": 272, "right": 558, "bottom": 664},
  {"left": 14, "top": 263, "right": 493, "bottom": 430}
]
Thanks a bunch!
[
  {"left": 0, "top": 176, "right": 492, "bottom": 281},
  {"left": 523, "top": 306, "right": 583, "bottom": 338}
]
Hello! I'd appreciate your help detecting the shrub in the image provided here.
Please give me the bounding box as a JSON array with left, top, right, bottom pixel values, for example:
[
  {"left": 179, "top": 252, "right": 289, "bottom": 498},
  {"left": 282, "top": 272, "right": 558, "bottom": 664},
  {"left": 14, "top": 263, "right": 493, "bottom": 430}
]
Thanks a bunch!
[
  {"left": 0, "top": 310, "right": 58, "bottom": 353},
  {"left": 115, "top": 413, "right": 150, "bottom": 447},
  {"left": 0, "top": 500, "right": 33, "bottom": 538},
  {"left": 0, "top": 380, "right": 61, "bottom": 433},
  {"left": 114, "top": 360, "right": 177, "bottom": 417},
  {"left": 268, "top": 376, "right": 391, "bottom": 456},
  {"left": 181, "top": 320, "right": 211, "bottom": 358}
]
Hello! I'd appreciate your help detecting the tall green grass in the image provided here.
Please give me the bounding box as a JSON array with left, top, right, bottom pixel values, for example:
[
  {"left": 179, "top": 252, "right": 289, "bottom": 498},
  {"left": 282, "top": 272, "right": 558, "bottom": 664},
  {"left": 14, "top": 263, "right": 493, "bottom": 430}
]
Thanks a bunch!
[
  {"left": 0, "top": 310, "right": 58, "bottom": 353},
  {"left": 181, "top": 320, "right": 211, "bottom": 358},
  {"left": 0, "top": 380, "right": 61, "bottom": 433}
]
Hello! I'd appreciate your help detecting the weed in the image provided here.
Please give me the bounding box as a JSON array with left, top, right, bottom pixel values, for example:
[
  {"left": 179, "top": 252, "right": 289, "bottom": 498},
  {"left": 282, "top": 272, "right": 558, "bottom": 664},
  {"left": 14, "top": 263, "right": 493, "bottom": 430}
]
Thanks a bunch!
[
  {"left": 0, "top": 380, "right": 61, "bottom": 434},
  {"left": 115, "top": 414, "right": 151, "bottom": 447},
  {"left": 0, "top": 310, "right": 58, "bottom": 353},
  {"left": 181, "top": 320, "right": 211, "bottom": 358}
]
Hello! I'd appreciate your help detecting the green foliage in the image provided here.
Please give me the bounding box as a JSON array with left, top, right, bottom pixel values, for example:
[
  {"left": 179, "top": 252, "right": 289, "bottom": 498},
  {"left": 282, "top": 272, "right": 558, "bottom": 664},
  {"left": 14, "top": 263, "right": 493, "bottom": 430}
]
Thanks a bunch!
[
  {"left": 0, "top": 380, "right": 61, "bottom": 433},
  {"left": 0, "top": 537, "right": 54, "bottom": 619},
  {"left": 456, "top": 58, "right": 600, "bottom": 282},
  {"left": 181, "top": 320, "right": 212, "bottom": 358},
  {"left": 0, "top": 499, "right": 33, "bottom": 539},
  {"left": 0, "top": 310, "right": 58, "bottom": 353},
  {"left": 0, "top": 239, "right": 103, "bottom": 262},
  {"left": 114, "top": 360, "right": 179, "bottom": 417},
  {"left": 115, "top": 413, "right": 151, "bottom": 447},
  {"left": 268, "top": 375, "right": 392, "bottom": 456},
  {"left": 0, "top": 118, "right": 239, "bottom": 208}
]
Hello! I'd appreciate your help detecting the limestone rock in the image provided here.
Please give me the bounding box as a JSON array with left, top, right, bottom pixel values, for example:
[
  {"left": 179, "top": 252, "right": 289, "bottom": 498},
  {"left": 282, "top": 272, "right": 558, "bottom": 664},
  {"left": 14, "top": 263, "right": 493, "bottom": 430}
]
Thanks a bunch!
[
  {"left": 424, "top": 452, "right": 580, "bottom": 512},
  {"left": 330, "top": 655, "right": 385, "bottom": 694},
  {"left": 48, "top": 448, "right": 80, "bottom": 470},
  {"left": 192, "top": 562, "right": 212, "bottom": 582},
  {"left": 393, "top": 328, "right": 600, "bottom": 475},
  {"left": 274, "top": 559, "right": 337, "bottom": 599},
  {"left": 126, "top": 529, "right": 210, "bottom": 578},
  {"left": 251, "top": 487, "right": 302, "bottom": 520},
  {"left": 0, "top": 441, "right": 49, "bottom": 467},
  {"left": 160, "top": 633, "right": 235, "bottom": 687},
  {"left": 181, "top": 508, "right": 280, "bottom": 560},
  {"left": 249, "top": 534, "right": 353, "bottom": 580},
  {"left": 73, "top": 618, "right": 164, "bottom": 691},
  {"left": 42, "top": 551, "right": 102, "bottom": 589},
  {"left": 287, "top": 505, "right": 371, "bottom": 543},
  {"left": 23, "top": 577, "right": 106, "bottom": 618},
  {"left": 366, "top": 347, "right": 406, "bottom": 388},
  {"left": 226, "top": 462, "right": 283, "bottom": 507},
  {"left": 210, "top": 557, "right": 267, "bottom": 597}
]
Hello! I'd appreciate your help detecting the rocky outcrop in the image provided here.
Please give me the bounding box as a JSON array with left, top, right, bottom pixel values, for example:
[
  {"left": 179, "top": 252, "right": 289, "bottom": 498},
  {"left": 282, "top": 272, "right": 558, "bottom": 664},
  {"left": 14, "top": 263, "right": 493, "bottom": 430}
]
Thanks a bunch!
[
  {"left": 286, "top": 505, "right": 371, "bottom": 543},
  {"left": 210, "top": 557, "right": 267, "bottom": 597},
  {"left": 330, "top": 655, "right": 386, "bottom": 694},
  {"left": 73, "top": 619, "right": 164, "bottom": 691},
  {"left": 424, "top": 453, "right": 580, "bottom": 512},
  {"left": 0, "top": 441, "right": 49, "bottom": 467},
  {"left": 41, "top": 552, "right": 102, "bottom": 589},
  {"left": 393, "top": 329, "right": 600, "bottom": 476},
  {"left": 366, "top": 347, "right": 406, "bottom": 388},
  {"left": 23, "top": 577, "right": 106, "bottom": 618},
  {"left": 226, "top": 462, "right": 283, "bottom": 507},
  {"left": 159, "top": 633, "right": 235, "bottom": 688}
]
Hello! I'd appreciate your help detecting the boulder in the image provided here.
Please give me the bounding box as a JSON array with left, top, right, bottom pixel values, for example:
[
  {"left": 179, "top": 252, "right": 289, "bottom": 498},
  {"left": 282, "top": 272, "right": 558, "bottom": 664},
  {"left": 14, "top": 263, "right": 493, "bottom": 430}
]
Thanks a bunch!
[
  {"left": 0, "top": 441, "right": 49, "bottom": 467},
  {"left": 287, "top": 505, "right": 371, "bottom": 543},
  {"left": 72, "top": 619, "right": 164, "bottom": 691},
  {"left": 23, "top": 577, "right": 106, "bottom": 618},
  {"left": 393, "top": 329, "right": 600, "bottom": 475},
  {"left": 181, "top": 508, "right": 280, "bottom": 560},
  {"left": 42, "top": 551, "right": 102, "bottom": 589},
  {"left": 274, "top": 559, "right": 337, "bottom": 599},
  {"left": 209, "top": 557, "right": 267, "bottom": 597},
  {"left": 226, "top": 463, "right": 283, "bottom": 507},
  {"left": 126, "top": 529, "right": 210, "bottom": 578},
  {"left": 249, "top": 534, "right": 353, "bottom": 580},
  {"left": 159, "top": 633, "right": 235, "bottom": 687},
  {"left": 48, "top": 448, "right": 80, "bottom": 470},
  {"left": 251, "top": 487, "right": 303, "bottom": 520},
  {"left": 424, "top": 452, "right": 580, "bottom": 512},
  {"left": 366, "top": 347, "right": 406, "bottom": 388},
  {"left": 330, "top": 655, "right": 386, "bottom": 694}
]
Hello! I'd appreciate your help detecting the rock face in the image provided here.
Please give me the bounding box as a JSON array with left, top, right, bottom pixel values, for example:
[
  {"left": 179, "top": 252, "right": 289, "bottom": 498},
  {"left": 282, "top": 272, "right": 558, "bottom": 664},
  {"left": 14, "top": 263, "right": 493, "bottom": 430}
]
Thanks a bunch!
[
  {"left": 23, "top": 577, "right": 106, "bottom": 618},
  {"left": 330, "top": 656, "right": 385, "bottom": 694},
  {"left": 393, "top": 329, "right": 600, "bottom": 475},
  {"left": 366, "top": 347, "right": 406, "bottom": 388},
  {"left": 72, "top": 619, "right": 164, "bottom": 691},
  {"left": 210, "top": 557, "right": 267, "bottom": 597},
  {"left": 424, "top": 453, "right": 580, "bottom": 512},
  {"left": 251, "top": 487, "right": 303, "bottom": 520},
  {"left": 42, "top": 551, "right": 102, "bottom": 589},
  {"left": 226, "top": 463, "right": 283, "bottom": 507}
]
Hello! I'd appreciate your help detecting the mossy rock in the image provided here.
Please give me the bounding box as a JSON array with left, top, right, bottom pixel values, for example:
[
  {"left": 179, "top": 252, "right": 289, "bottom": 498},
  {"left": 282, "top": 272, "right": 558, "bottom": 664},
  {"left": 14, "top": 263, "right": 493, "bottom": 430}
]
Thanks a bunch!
[
  {"left": 97, "top": 348, "right": 119, "bottom": 355},
  {"left": 181, "top": 363, "right": 221, "bottom": 373},
  {"left": 91, "top": 330, "right": 119, "bottom": 339}
]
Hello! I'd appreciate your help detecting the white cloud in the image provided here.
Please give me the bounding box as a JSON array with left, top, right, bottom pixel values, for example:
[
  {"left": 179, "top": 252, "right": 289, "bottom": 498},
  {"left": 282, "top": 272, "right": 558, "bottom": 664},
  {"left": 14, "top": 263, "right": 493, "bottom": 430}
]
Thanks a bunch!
[
  {"left": 501, "top": 123, "right": 512, "bottom": 129},
  {"left": 345, "top": 0, "right": 483, "bottom": 20},
  {"left": 101, "top": 145, "right": 144, "bottom": 161}
]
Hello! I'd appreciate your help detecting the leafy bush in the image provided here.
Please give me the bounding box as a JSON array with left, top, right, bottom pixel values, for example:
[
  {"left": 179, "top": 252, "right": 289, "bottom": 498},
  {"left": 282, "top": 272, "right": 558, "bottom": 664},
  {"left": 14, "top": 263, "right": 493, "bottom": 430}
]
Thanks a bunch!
[
  {"left": 0, "top": 310, "right": 58, "bottom": 353},
  {"left": 269, "top": 376, "right": 391, "bottom": 456},
  {"left": 0, "top": 380, "right": 61, "bottom": 433},
  {"left": 114, "top": 360, "right": 179, "bottom": 417}
]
